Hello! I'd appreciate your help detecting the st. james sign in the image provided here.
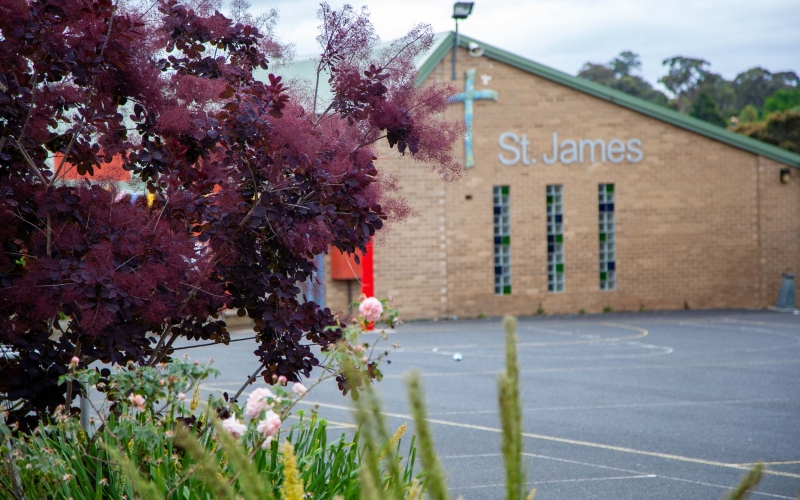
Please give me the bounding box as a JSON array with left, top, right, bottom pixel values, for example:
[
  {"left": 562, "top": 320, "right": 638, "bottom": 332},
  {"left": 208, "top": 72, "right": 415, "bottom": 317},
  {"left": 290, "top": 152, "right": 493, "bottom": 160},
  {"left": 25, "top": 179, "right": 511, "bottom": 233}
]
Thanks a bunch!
[{"left": 498, "top": 132, "right": 643, "bottom": 166}]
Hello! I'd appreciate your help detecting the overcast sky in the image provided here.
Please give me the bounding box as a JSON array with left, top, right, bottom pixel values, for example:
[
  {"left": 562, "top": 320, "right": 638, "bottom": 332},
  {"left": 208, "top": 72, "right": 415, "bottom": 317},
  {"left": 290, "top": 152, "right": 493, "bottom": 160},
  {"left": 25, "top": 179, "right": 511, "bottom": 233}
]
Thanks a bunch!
[{"left": 247, "top": 0, "right": 800, "bottom": 94}]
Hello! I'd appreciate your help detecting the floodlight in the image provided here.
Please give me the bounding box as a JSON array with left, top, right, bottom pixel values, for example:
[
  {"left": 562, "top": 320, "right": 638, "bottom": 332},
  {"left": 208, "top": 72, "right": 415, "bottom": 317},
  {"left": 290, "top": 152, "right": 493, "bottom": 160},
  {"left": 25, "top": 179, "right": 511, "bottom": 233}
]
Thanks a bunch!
[{"left": 452, "top": 2, "right": 474, "bottom": 19}]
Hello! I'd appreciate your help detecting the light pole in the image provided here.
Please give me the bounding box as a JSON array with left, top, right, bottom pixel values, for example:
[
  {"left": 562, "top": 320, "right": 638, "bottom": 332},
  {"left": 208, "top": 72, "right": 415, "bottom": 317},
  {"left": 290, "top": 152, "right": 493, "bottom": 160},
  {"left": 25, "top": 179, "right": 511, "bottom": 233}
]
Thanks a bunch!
[{"left": 451, "top": 2, "right": 474, "bottom": 80}]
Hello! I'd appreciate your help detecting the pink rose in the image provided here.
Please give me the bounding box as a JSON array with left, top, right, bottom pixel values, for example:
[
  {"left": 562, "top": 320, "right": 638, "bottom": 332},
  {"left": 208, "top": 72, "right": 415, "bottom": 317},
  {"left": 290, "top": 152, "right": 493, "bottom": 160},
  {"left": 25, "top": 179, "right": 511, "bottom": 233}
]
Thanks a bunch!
[
  {"left": 128, "top": 394, "right": 145, "bottom": 410},
  {"left": 257, "top": 410, "right": 282, "bottom": 439},
  {"left": 292, "top": 383, "right": 307, "bottom": 396},
  {"left": 221, "top": 414, "right": 247, "bottom": 439},
  {"left": 69, "top": 356, "right": 80, "bottom": 368},
  {"left": 359, "top": 297, "right": 383, "bottom": 322},
  {"left": 245, "top": 387, "right": 275, "bottom": 420},
  {"left": 178, "top": 392, "right": 186, "bottom": 400}
]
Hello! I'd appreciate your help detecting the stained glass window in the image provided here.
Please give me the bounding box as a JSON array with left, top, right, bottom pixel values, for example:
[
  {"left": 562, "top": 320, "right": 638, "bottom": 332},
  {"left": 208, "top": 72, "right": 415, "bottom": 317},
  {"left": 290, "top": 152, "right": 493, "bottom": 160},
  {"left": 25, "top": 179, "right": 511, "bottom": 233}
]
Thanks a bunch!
[
  {"left": 547, "top": 185, "right": 564, "bottom": 292},
  {"left": 599, "top": 184, "right": 616, "bottom": 290},
  {"left": 493, "top": 186, "right": 511, "bottom": 295}
]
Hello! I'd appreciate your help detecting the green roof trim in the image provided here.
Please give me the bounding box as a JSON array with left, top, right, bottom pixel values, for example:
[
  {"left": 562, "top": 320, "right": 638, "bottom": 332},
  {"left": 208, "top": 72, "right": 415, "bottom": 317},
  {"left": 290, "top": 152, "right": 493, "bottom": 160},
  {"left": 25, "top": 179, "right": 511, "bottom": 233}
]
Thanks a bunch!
[
  {"left": 418, "top": 32, "right": 800, "bottom": 168},
  {"left": 415, "top": 32, "right": 455, "bottom": 87}
]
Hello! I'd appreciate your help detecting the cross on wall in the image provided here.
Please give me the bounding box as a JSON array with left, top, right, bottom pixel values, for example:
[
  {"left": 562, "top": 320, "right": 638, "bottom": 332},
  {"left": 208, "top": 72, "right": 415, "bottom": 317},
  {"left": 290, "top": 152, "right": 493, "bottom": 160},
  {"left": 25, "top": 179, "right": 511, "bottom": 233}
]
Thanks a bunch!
[{"left": 449, "top": 68, "right": 499, "bottom": 169}]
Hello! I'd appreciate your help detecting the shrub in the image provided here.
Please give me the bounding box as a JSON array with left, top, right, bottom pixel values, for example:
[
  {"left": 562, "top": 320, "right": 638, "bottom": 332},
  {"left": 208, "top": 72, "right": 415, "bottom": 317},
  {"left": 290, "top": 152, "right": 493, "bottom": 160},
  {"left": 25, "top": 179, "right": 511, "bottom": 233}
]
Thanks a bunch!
[
  {"left": 0, "top": 0, "right": 461, "bottom": 428},
  {"left": 1, "top": 340, "right": 417, "bottom": 500}
]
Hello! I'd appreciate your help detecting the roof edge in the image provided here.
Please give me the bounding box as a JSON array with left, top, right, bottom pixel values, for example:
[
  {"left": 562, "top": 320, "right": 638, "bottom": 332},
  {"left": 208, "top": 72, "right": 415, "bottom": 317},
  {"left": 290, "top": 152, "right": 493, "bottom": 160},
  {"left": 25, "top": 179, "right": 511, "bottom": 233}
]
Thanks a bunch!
[
  {"left": 416, "top": 32, "right": 455, "bottom": 86},
  {"left": 417, "top": 31, "right": 800, "bottom": 168}
]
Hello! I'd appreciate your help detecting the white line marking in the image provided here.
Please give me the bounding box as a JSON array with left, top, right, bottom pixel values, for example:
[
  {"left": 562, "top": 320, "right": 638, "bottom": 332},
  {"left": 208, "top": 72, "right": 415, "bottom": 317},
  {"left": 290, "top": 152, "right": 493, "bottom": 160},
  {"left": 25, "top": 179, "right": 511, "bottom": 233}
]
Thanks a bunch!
[
  {"left": 382, "top": 357, "right": 800, "bottom": 379},
  {"left": 523, "top": 452, "right": 653, "bottom": 476},
  {"left": 678, "top": 322, "right": 800, "bottom": 353},
  {"left": 399, "top": 323, "right": 649, "bottom": 350},
  {"left": 443, "top": 452, "right": 647, "bottom": 476},
  {"left": 428, "top": 397, "right": 798, "bottom": 415},
  {"left": 420, "top": 451, "right": 797, "bottom": 498},
  {"left": 656, "top": 474, "right": 795, "bottom": 499},
  {"left": 735, "top": 461, "right": 800, "bottom": 466},
  {"left": 722, "top": 318, "right": 800, "bottom": 329},
  {"left": 449, "top": 474, "right": 656, "bottom": 490},
  {"left": 294, "top": 399, "right": 800, "bottom": 480}
]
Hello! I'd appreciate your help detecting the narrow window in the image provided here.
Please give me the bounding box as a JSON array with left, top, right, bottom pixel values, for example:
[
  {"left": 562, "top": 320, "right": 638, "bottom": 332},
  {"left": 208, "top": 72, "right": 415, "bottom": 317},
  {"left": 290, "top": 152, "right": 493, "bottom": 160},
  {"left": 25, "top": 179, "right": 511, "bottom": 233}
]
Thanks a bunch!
[
  {"left": 599, "top": 184, "right": 616, "bottom": 290},
  {"left": 546, "top": 185, "right": 564, "bottom": 292},
  {"left": 493, "top": 186, "right": 511, "bottom": 295}
]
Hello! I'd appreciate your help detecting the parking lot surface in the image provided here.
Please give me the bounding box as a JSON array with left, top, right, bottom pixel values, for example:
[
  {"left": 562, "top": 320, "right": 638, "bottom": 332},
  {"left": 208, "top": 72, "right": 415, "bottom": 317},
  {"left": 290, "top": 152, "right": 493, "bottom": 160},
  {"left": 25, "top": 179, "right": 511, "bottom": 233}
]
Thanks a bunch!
[{"left": 186, "top": 309, "right": 800, "bottom": 499}]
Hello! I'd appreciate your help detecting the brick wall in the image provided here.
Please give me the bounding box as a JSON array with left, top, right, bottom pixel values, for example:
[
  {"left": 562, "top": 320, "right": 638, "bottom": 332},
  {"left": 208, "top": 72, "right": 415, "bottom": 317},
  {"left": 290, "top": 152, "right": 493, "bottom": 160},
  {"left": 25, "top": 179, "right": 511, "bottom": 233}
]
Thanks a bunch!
[
  {"left": 323, "top": 46, "right": 800, "bottom": 318},
  {"left": 758, "top": 157, "right": 800, "bottom": 306}
]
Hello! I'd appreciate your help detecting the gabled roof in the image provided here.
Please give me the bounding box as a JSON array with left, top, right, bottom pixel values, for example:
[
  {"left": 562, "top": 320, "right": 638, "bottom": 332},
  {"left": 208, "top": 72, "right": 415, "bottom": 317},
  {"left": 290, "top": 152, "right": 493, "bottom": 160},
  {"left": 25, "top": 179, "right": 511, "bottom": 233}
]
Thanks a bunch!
[
  {"left": 258, "top": 33, "right": 452, "bottom": 113},
  {"left": 417, "top": 32, "right": 800, "bottom": 168}
]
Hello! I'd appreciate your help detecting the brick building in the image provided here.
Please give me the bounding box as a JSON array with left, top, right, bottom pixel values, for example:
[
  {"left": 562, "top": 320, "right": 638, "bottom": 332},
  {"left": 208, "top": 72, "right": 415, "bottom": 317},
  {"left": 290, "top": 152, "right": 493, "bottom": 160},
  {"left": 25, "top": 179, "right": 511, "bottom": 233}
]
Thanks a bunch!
[{"left": 287, "top": 33, "right": 800, "bottom": 320}]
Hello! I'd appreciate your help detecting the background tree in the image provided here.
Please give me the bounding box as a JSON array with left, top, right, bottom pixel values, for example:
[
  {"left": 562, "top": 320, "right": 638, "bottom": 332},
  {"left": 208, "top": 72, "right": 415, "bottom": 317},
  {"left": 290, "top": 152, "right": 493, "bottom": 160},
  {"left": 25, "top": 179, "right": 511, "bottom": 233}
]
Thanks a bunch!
[
  {"left": 578, "top": 50, "right": 799, "bottom": 150},
  {"left": 578, "top": 51, "right": 668, "bottom": 106},
  {"left": 609, "top": 50, "right": 641, "bottom": 76},
  {"left": 0, "top": 0, "right": 461, "bottom": 429},
  {"left": 695, "top": 72, "right": 737, "bottom": 118},
  {"left": 732, "top": 67, "right": 800, "bottom": 111},
  {"left": 690, "top": 92, "right": 727, "bottom": 127},
  {"left": 659, "top": 56, "right": 710, "bottom": 113},
  {"left": 764, "top": 88, "right": 800, "bottom": 114},
  {"left": 738, "top": 105, "right": 760, "bottom": 123}
]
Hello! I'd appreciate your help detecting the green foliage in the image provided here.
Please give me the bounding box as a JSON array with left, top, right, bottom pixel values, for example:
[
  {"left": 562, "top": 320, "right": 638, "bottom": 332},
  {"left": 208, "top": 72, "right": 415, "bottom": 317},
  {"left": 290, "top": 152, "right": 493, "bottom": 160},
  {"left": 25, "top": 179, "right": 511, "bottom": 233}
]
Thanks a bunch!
[
  {"left": 726, "top": 463, "right": 763, "bottom": 500},
  {"left": 738, "top": 105, "right": 760, "bottom": 123},
  {"left": 536, "top": 304, "right": 546, "bottom": 316},
  {"left": 498, "top": 316, "right": 530, "bottom": 500},
  {"left": 407, "top": 372, "right": 450, "bottom": 500},
  {"left": 602, "top": 306, "right": 613, "bottom": 314},
  {"left": 579, "top": 309, "right": 586, "bottom": 315},
  {"left": 734, "top": 111, "right": 800, "bottom": 153},
  {"left": 1, "top": 351, "right": 417, "bottom": 500},
  {"left": 764, "top": 88, "right": 800, "bottom": 114},
  {"left": 690, "top": 92, "right": 727, "bottom": 127}
]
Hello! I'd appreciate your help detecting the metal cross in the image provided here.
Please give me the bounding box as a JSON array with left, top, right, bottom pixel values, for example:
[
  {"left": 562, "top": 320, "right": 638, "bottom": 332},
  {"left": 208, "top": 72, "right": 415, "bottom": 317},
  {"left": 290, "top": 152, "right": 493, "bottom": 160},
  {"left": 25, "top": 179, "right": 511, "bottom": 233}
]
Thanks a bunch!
[{"left": 450, "top": 68, "right": 499, "bottom": 169}]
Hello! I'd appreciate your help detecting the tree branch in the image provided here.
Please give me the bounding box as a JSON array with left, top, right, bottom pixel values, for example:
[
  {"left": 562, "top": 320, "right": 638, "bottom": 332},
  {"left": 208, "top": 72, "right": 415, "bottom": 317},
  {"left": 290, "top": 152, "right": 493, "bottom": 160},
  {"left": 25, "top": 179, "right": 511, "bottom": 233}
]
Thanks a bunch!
[
  {"left": 351, "top": 134, "right": 386, "bottom": 153},
  {"left": 17, "top": 68, "right": 37, "bottom": 144},
  {"left": 11, "top": 139, "right": 47, "bottom": 183},
  {"left": 238, "top": 159, "right": 261, "bottom": 228},
  {"left": 64, "top": 339, "right": 82, "bottom": 408},
  {"left": 229, "top": 362, "right": 266, "bottom": 404}
]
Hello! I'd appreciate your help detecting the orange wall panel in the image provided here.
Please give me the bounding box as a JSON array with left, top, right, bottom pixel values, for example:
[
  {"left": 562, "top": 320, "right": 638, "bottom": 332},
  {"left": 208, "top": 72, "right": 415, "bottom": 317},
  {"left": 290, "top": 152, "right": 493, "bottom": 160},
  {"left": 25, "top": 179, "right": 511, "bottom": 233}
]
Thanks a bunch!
[{"left": 330, "top": 247, "right": 362, "bottom": 280}]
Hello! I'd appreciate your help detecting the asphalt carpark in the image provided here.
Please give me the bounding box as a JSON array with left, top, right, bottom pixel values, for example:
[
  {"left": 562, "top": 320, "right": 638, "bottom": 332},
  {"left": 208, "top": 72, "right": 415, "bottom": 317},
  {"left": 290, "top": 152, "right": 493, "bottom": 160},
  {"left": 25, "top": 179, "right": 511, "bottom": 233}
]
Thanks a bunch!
[{"left": 184, "top": 309, "right": 800, "bottom": 499}]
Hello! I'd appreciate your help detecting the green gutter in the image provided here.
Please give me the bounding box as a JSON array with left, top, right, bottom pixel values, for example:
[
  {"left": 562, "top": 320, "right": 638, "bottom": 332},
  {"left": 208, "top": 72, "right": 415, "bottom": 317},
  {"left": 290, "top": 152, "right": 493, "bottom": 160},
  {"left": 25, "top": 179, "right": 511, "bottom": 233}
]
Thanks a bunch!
[{"left": 417, "top": 32, "right": 800, "bottom": 168}]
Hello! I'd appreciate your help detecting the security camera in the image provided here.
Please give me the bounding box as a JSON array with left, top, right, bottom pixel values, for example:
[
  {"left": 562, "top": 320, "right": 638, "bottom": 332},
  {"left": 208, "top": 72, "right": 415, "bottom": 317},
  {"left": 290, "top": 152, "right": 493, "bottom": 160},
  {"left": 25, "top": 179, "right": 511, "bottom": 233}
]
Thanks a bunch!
[{"left": 468, "top": 41, "right": 484, "bottom": 57}]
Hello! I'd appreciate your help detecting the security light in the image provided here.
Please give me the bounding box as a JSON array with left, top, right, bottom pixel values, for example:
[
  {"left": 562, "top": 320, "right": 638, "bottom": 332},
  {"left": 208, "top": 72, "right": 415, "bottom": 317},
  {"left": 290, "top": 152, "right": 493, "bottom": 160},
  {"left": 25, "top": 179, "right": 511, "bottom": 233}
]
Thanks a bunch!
[
  {"left": 780, "top": 168, "right": 791, "bottom": 184},
  {"left": 452, "top": 2, "right": 474, "bottom": 19}
]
